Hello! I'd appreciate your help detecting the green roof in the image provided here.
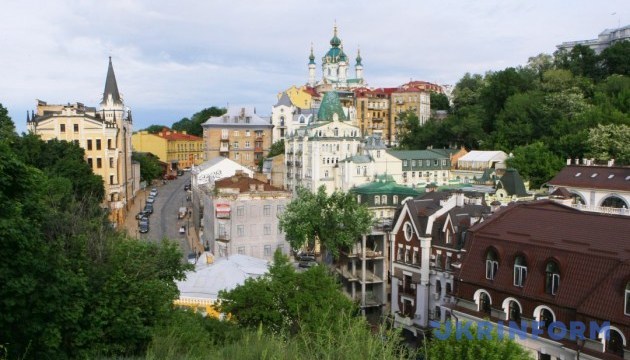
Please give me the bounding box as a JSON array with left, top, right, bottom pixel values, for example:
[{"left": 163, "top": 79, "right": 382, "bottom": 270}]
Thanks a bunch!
[
  {"left": 317, "top": 91, "right": 347, "bottom": 122},
  {"left": 387, "top": 149, "right": 451, "bottom": 160},
  {"left": 350, "top": 178, "right": 421, "bottom": 196},
  {"left": 496, "top": 168, "right": 529, "bottom": 196}
]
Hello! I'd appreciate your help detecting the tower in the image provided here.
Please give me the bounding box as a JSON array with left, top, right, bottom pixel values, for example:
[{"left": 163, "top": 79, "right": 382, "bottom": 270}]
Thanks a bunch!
[
  {"left": 355, "top": 48, "right": 363, "bottom": 81},
  {"left": 338, "top": 44, "right": 348, "bottom": 85},
  {"left": 308, "top": 44, "right": 316, "bottom": 87}
]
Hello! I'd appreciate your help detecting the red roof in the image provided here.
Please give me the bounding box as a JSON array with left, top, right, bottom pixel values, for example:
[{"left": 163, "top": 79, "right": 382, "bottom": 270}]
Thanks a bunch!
[{"left": 547, "top": 165, "right": 630, "bottom": 191}]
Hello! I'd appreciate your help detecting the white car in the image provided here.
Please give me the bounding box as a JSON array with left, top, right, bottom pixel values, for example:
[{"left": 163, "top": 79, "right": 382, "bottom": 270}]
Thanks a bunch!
[{"left": 150, "top": 188, "right": 158, "bottom": 197}]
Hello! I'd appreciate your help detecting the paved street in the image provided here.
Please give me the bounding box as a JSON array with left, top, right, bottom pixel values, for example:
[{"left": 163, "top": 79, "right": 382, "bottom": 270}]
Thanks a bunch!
[{"left": 124, "top": 172, "right": 197, "bottom": 261}]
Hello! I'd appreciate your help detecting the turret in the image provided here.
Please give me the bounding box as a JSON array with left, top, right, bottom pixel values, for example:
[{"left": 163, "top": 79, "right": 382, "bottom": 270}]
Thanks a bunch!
[
  {"left": 308, "top": 43, "right": 316, "bottom": 87},
  {"left": 355, "top": 48, "right": 363, "bottom": 80}
]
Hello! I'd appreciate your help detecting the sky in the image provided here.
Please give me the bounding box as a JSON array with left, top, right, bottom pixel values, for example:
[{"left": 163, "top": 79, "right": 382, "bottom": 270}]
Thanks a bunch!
[{"left": 1, "top": 0, "right": 627, "bottom": 133}]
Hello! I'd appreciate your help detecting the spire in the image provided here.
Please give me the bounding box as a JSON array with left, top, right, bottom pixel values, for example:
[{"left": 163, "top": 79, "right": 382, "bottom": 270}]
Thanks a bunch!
[
  {"left": 309, "top": 43, "right": 315, "bottom": 65},
  {"left": 356, "top": 47, "right": 363, "bottom": 66},
  {"left": 330, "top": 22, "right": 341, "bottom": 48},
  {"left": 26, "top": 110, "right": 30, "bottom": 122},
  {"left": 101, "top": 56, "right": 122, "bottom": 106}
]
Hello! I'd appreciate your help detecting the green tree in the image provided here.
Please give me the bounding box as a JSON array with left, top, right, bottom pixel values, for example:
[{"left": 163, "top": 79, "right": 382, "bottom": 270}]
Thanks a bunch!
[
  {"left": 506, "top": 142, "right": 564, "bottom": 189},
  {"left": 430, "top": 92, "right": 450, "bottom": 111},
  {"left": 133, "top": 152, "right": 164, "bottom": 183},
  {"left": 279, "top": 186, "right": 373, "bottom": 259},
  {"left": 173, "top": 106, "right": 226, "bottom": 137},
  {"left": 587, "top": 123, "right": 630, "bottom": 165},
  {"left": 428, "top": 322, "right": 530, "bottom": 360},
  {"left": 142, "top": 124, "right": 168, "bottom": 134},
  {"left": 219, "top": 251, "right": 356, "bottom": 335},
  {"left": 554, "top": 45, "right": 602, "bottom": 80},
  {"left": 0, "top": 103, "right": 17, "bottom": 144},
  {"left": 599, "top": 41, "right": 630, "bottom": 77}
]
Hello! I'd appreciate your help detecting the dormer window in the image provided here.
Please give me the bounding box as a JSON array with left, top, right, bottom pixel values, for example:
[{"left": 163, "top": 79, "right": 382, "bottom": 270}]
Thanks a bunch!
[
  {"left": 591, "top": 173, "right": 598, "bottom": 178},
  {"left": 545, "top": 261, "right": 560, "bottom": 295},
  {"left": 374, "top": 196, "right": 380, "bottom": 205},
  {"left": 485, "top": 249, "right": 498, "bottom": 280},
  {"left": 513, "top": 255, "right": 527, "bottom": 287},
  {"left": 575, "top": 172, "right": 581, "bottom": 177},
  {"left": 381, "top": 195, "right": 387, "bottom": 204},
  {"left": 393, "top": 195, "right": 399, "bottom": 204}
]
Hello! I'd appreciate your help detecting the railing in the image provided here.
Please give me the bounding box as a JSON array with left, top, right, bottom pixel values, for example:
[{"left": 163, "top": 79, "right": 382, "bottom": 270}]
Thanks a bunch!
[
  {"left": 572, "top": 203, "right": 630, "bottom": 216},
  {"left": 219, "top": 145, "right": 229, "bottom": 152},
  {"left": 215, "top": 233, "right": 230, "bottom": 242}
]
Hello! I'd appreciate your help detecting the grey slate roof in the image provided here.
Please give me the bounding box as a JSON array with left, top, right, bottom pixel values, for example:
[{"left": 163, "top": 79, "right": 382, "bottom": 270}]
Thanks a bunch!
[
  {"left": 202, "top": 106, "right": 272, "bottom": 128},
  {"left": 340, "top": 155, "right": 372, "bottom": 163},
  {"left": 102, "top": 57, "right": 122, "bottom": 105},
  {"left": 275, "top": 92, "right": 293, "bottom": 107}
]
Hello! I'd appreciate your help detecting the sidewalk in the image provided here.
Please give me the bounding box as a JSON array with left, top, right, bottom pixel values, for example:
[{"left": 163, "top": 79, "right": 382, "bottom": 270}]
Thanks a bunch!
[{"left": 124, "top": 187, "right": 149, "bottom": 238}]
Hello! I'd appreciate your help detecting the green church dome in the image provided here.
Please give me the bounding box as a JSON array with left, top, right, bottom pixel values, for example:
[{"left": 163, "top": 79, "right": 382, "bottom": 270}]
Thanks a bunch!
[{"left": 317, "top": 91, "right": 347, "bottom": 122}]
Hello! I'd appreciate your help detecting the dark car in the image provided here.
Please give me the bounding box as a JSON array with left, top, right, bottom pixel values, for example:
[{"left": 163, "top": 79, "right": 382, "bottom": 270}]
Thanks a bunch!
[
  {"left": 299, "top": 260, "right": 318, "bottom": 268},
  {"left": 296, "top": 252, "right": 315, "bottom": 262},
  {"left": 139, "top": 220, "right": 149, "bottom": 234},
  {"left": 149, "top": 188, "right": 158, "bottom": 197},
  {"left": 135, "top": 210, "right": 148, "bottom": 220},
  {"left": 144, "top": 203, "right": 154, "bottom": 215},
  {"left": 184, "top": 184, "right": 191, "bottom": 191}
]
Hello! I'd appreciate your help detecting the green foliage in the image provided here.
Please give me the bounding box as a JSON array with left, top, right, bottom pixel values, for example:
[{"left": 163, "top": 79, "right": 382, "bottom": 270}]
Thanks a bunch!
[
  {"left": 267, "top": 139, "right": 285, "bottom": 158},
  {"left": 133, "top": 152, "right": 164, "bottom": 183},
  {"left": 506, "top": 142, "right": 564, "bottom": 189},
  {"left": 430, "top": 92, "right": 450, "bottom": 111},
  {"left": 600, "top": 41, "right": 630, "bottom": 77},
  {"left": 279, "top": 186, "right": 373, "bottom": 259},
  {"left": 142, "top": 124, "right": 168, "bottom": 134},
  {"left": 219, "top": 250, "right": 356, "bottom": 335},
  {"left": 172, "top": 106, "right": 226, "bottom": 137},
  {"left": 587, "top": 123, "right": 630, "bottom": 165},
  {"left": 427, "top": 322, "right": 531, "bottom": 360}
]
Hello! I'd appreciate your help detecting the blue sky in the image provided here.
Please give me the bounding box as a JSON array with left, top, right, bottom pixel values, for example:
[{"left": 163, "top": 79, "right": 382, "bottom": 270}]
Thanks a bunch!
[{"left": 1, "top": 0, "right": 627, "bottom": 133}]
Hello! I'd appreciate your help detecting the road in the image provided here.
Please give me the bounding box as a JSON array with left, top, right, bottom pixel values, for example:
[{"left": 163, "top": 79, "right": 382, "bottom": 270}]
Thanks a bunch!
[{"left": 127, "top": 173, "right": 193, "bottom": 261}]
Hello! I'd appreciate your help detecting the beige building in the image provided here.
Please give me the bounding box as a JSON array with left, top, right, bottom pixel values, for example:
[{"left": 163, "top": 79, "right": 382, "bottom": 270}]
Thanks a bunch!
[
  {"left": 27, "top": 57, "right": 135, "bottom": 225},
  {"left": 202, "top": 106, "right": 273, "bottom": 170},
  {"left": 132, "top": 128, "right": 204, "bottom": 171}
]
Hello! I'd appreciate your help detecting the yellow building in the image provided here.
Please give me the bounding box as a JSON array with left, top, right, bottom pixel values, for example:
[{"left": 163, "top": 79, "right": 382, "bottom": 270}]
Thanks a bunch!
[
  {"left": 27, "top": 58, "right": 135, "bottom": 225},
  {"left": 202, "top": 106, "right": 273, "bottom": 170},
  {"left": 132, "top": 128, "right": 204, "bottom": 171},
  {"left": 283, "top": 85, "right": 315, "bottom": 110}
]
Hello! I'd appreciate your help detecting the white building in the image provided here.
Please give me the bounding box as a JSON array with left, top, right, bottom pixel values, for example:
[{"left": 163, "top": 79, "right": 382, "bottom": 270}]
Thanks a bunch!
[
  {"left": 453, "top": 150, "right": 508, "bottom": 184},
  {"left": 191, "top": 156, "right": 254, "bottom": 188}
]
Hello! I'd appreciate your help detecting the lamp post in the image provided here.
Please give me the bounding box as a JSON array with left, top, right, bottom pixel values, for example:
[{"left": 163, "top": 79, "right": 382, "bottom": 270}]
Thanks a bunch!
[{"left": 576, "top": 337, "right": 585, "bottom": 360}]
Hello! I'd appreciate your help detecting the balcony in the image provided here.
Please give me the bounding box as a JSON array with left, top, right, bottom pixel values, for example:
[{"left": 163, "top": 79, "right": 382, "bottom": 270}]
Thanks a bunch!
[
  {"left": 399, "top": 284, "right": 416, "bottom": 297},
  {"left": 219, "top": 144, "right": 229, "bottom": 152},
  {"left": 336, "top": 267, "right": 359, "bottom": 282},
  {"left": 572, "top": 203, "right": 630, "bottom": 216},
  {"left": 221, "top": 133, "right": 229, "bottom": 140},
  {"left": 108, "top": 183, "right": 123, "bottom": 194},
  {"left": 254, "top": 146, "right": 263, "bottom": 153},
  {"left": 372, "top": 117, "right": 384, "bottom": 122},
  {"left": 215, "top": 232, "right": 230, "bottom": 243}
]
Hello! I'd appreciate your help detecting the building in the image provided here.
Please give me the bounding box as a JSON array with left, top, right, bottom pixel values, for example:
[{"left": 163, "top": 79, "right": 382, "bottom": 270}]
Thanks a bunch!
[
  {"left": 389, "top": 149, "right": 460, "bottom": 188},
  {"left": 557, "top": 24, "right": 630, "bottom": 54},
  {"left": 452, "top": 200, "right": 630, "bottom": 359},
  {"left": 262, "top": 154, "right": 285, "bottom": 189},
  {"left": 389, "top": 86, "right": 431, "bottom": 146},
  {"left": 200, "top": 172, "right": 291, "bottom": 261},
  {"left": 285, "top": 91, "right": 362, "bottom": 194},
  {"left": 202, "top": 106, "right": 273, "bottom": 170},
  {"left": 389, "top": 191, "right": 490, "bottom": 337},
  {"left": 485, "top": 168, "right": 534, "bottom": 205},
  {"left": 132, "top": 128, "right": 204, "bottom": 171},
  {"left": 452, "top": 150, "right": 508, "bottom": 184},
  {"left": 191, "top": 156, "right": 254, "bottom": 188},
  {"left": 547, "top": 161, "right": 630, "bottom": 216},
  {"left": 27, "top": 57, "right": 134, "bottom": 225},
  {"left": 270, "top": 90, "right": 318, "bottom": 143},
  {"left": 175, "top": 253, "right": 269, "bottom": 317}
]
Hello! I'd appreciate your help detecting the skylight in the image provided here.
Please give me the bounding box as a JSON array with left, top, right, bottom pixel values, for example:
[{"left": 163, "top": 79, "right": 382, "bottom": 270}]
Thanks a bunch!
[
  {"left": 626, "top": 175, "right": 630, "bottom": 181},
  {"left": 608, "top": 174, "right": 615, "bottom": 179},
  {"left": 575, "top": 172, "right": 581, "bottom": 177},
  {"left": 591, "top": 173, "right": 598, "bottom": 178}
]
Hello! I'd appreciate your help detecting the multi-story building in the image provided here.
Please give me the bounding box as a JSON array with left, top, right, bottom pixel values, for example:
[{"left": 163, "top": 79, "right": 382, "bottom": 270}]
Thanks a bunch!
[
  {"left": 132, "top": 128, "right": 204, "bottom": 171},
  {"left": 262, "top": 154, "right": 286, "bottom": 189},
  {"left": 390, "top": 87, "right": 431, "bottom": 146},
  {"left": 452, "top": 200, "right": 630, "bottom": 359},
  {"left": 557, "top": 24, "right": 630, "bottom": 54},
  {"left": 285, "top": 91, "right": 362, "bottom": 194},
  {"left": 547, "top": 160, "right": 630, "bottom": 216},
  {"left": 388, "top": 191, "right": 490, "bottom": 337},
  {"left": 200, "top": 172, "right": 291, "bottom": 261},
  {"left": 270, "top": 90, "right": 318, "bottom": 143},
  {"left": 27, "top": 57, "right": 134, "bottom": 225},
  {"left": 355, "top": 88, "right": 391, "bottom": 141},
  {"left": 389, "top": 149, "right": 462, "bottom": 188},
  {"left": 202, "top": 106, "right": 273, "bottom": 170}
]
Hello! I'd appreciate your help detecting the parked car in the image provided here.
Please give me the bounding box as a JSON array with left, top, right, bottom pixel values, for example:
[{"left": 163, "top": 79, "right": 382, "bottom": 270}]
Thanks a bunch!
[
  {"left": 184, "top": 184, "right": 191, "bottom": 191},
  {"left": 139, "top": 220, "right": 149, "bottom": 234},
  {"left": 144, "top": 203, "right": 154, "bottom": 214},
  {"left": 146, "top": 196, "right": 155, "bottom": 204},
  {"left": 178, "top": 207, "right": 187, "bottom": 219},
  {"left": 150, "top": 188, "right": 158, "bottom": 197},
  {"left": 298, "top": 260, "right": 318, "bottom": 268},
  {"left": 179, "top": 225, "right": 186, "bottom": 235},
  {"left": 135, "top": 210, "right": 148, "bottom": 220},
  {"left": 177, "top": 170, "right": 184, "bottom": 176},
  {"left": 296, "top": 252, "right": 315, "bottom": 262}
]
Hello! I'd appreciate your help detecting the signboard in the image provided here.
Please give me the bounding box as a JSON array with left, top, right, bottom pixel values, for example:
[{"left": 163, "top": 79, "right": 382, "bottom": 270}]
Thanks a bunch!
[{"left": 216, "top": 203, "right": 231, "bottom": 219}]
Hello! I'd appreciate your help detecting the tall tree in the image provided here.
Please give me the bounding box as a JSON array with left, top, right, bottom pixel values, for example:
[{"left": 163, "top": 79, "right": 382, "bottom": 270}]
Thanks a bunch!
[
  {"left": 132, "top": 152, "right": 164, "bottom": 183},
  {"left": 279, "top": 186, "right": 373, "bottom": 259},
  {"left": 599, "top": 41, "right": 630, "bottom": 77},
  {"left": 506, "top": 142, "right": 564, "bottom": 189},
  {"left": 173, "top": 106, "right": 226, "bottom": 137},
  {"left": 430, "top": 92, "right": 450, "bottom": 111},
  {"left": 587, "top": 123, "right": 630, "bottom": 165}
]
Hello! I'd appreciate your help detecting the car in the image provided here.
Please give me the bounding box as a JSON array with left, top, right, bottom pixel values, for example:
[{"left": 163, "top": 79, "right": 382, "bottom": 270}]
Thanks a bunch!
[
  {"left": 183, "top": 167, "right": 191, "bottom": 172},
  {"left": 177, "top": 170, "right": 184, "bottom": 176},
  {"left": 179, "top": 225, "right": 186, "bottom": 235},
  {"left": 137, "top": 214, "right": 149, "bottom": 223},
  {"left": 184, "top": 184, "right": 191, "bottom": 191},
  {"left": 298, "top": 260, "right": 318, "bottom": 268},
  {"left": 139, "top": 220, "right": 149, "bottom": 234},
  {"left": 146, "top": 196, "right": 155, "bottom": 204},
  {"left": 296, "top": 252, "right": 315, "bottom": 262},
  {"left": 149, "top": 188, "right": 158, "bottom": 197},
  {"left": 135, "top": 210, "right": 148, "bottom": 220},
  {"left": 144, "top": 203, "right": 154, "bottom": 214}
]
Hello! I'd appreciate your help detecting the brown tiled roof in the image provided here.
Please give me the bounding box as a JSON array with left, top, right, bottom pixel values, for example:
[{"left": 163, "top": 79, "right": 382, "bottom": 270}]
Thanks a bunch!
[
  {"left": 460, "top": 200, "right": 630, "bottom": 323},
  {"left": 214, "top": 174, "right": 283, "bottom": 193},
  {"left": 547, "top": 165, "right": 630, "bottom": 191},
  {"left": 549, "top": 186, "right": 573, "bottom": 199}
]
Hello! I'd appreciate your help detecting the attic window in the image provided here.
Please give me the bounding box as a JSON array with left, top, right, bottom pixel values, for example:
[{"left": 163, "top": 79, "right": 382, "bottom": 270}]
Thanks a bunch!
[
  {"left": 591, "top": 173, "right": 598, "bottom": 178},
  {"left": 575, "top": 173, "right": 581, "bottom": 177},
  {"left": 626, "top": 176, "right": 630, "bottom": 181},
  {"left": 608, "top": 174, "right": 615, "bottom": 179}
]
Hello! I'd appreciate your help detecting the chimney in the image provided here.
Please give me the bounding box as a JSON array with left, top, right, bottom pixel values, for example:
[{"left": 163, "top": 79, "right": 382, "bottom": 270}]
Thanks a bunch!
[
  {"left": 608, "top": 159, "right": 615, "bottom": 167},
  {"left": 455, "top": 190, "right": 465, "bottom": 207},
  {"left": 581, "top": 158, "right": 586, "bottom": 165},
  {"left": 490, "top": 200, "right": 501, "bottom": 213},
  {"left": 566, "top": 158, "right": 571, "bottom": 165}
]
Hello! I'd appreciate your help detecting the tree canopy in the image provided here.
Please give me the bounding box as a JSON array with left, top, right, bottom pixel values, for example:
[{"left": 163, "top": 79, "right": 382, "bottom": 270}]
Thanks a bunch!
[
  {"left": 172, "top": 106, "right": 226, "bottom": 137},
  {"left": 279, "top": 186, "right": 373, "bottom": 259},
  {"left": 133, "top": 152, "right": 164, "bottom": 183}
]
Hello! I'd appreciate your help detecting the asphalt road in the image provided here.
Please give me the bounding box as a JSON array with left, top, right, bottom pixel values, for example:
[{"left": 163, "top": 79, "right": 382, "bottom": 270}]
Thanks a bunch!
[{"left": 140, "top": 172, "right": 193, "bottom": 259}]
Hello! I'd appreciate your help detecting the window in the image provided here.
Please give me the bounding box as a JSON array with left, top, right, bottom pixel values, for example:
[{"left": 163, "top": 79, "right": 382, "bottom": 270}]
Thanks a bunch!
[
  {"left": 109, "top": 157, "right": 114, "bottom": 168},
  {"left": 233, "top": 131, "right": 239, "bottom": 137},
  {"left": 237, "top": 206, "right": 244, "bottom": 217},
  {"left": 87, "top": 139, "right": 93, "bottom": 150},
  {"left": 60, "top": 124, "right": 65, "bottom": 132},
  {"left": 393, "top": 195, "right": 398, "bottom": 204},
  {"left": 73, "top": 124, "right": 79, "bottom": 132},
  {"left": 87, "top": 158, "right": 93, "bottom": 168},
  {"left": 96, "top": 158, "right": 102, "bottom": 169},
  {"left": 264, "top": 205, "right": 271, "bottom": 216},
  {"left": 545, "top": 261, "right": 560, "bottom": 295},
  {"left": 445, "top": 229, "right": 452, "bottom": 244},
  {"left": 435, "top": 280, "right": 442, "bottom": 294},
  {"left": 264, "top": 245, "right": 272, "bottom": 257},
  {"left": 412, "top": 249, "right": 418, "bottom": 264},
  {"left": 233, "top": 141, "right": 239, "bottom": 149},
  {"left": 442, "top": 159, "right": 447, "bottom": 166},
  {"left": 374, "top": 196, "right": 380, "bottom": 205},
  {"left": 96, "top": 139, "right": 101, "bottom": 150},
  {"left": 480, "top": 292, "right": 491, "bottom": 315},
  {"left": 381, "top": 195, "right": 387, "bottom": 204},
  {"left": 435, "top": 253, "right": 442, "bottom": 269},
  {"left": 411, "top": 160, "right": 416, "bottom": 167},
  {"left": 397, "top": 246, "right": 403, "bottom": 261},
  {"left": 539, "top": 308, "right": 554, "bottom": 329},
  {"left": 513, "top": 255, "right": 527, "bottom": 287},
  {"left": 426, "top": 160, "right": 430, "bottom": 166},
  {"left": 485, "top": 249, "right": 499, "bottom": 280},
  {"left": 245, "top": 130, "right": 250, "bottom": 137},
  {"left": 624, "top": 283, "right": 630, "bottom": 315},
  {"left": 264, "top": 224, "right": 271, "bottom": 235},
  {"left": 404, "top": 222, "right": 414, "bottom": 241},
  {"left": 245, "top": 141, "right": 250, "bottom": 148},
  {"left": 237, "top": 225, "right": 245, "bottom": 237},
  {"left": 508, "top": 301, "right": 521, "bottom": 322},
  {"left": 109, "top": 175, "right": 114, "bottom": 185},
  {"left": 404, "top": 248, "right": 410, "bottom": 263},
  {"left": 107, "top": 139, "right": 112, "bottom": 149},
  {"left": 606, "top": 329, "right": 625, "bottom": 356},
  {"left": 277, "top": 205, "right": 284, "bottom": 214},
  {"left": 445, "top": 255, "right": 451, "bottom": 270},
  {"left": 403, "top": 160, "right": 408, "bottom": 167}
]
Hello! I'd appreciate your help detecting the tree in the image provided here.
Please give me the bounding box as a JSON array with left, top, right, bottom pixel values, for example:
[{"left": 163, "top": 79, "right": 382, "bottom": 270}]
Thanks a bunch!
[
  {"left": 587, "top": 123, "right": 630, "bottom": 165},
  {"left": 279, "top": 186, "right": 373, "bottom": 259},
  {"left": 142, "top": 124, "right": 168, "bottom": 134},
  {"left": 219, "top": 251, "right": 356, "bottom": 335},
  {"left": 0, "top": 103, "right": 17, "bottom": 144},
  {"left": 506, "top": 142, "right": 564, "bottom": 189},
  {"left": 173, "top": 106, "right": 226, "bottom": 137},
  {"left": 427, "top": 322, "right": 531, "bottom": 360},
  {"left": 480, "top": 67, "right": 535, "bottom": 133},
  {"left": 133, "top": 152, "right": 164, "bottom": 183},
  {"left": 554, "top": 45, "right": 602, "bottom": 80},
  {"left": 430, "top": 92, "right": 450, "bottom": 111},
  {"left": 599, "top": 41, "right": 630, "bottom": 77}
]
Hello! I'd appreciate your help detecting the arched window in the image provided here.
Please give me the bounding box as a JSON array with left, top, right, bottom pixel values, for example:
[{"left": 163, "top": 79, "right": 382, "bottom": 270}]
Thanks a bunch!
[
  {"left": 381, "top": 195, "right": 387, "bottom": 204},
  {"left": 540, "top": 308, "right": 553, "bottom": 329},
  {"left": 513, "top": 255, "right": 527, "bottom": 287},
  {"left": 607, "top": 329, "right": 625, "bottom": 356},
  {"left": 479, "top": 292, "right": 491, "bottom": 315},
  {"left": 545, "top": 261, "right": 560, "bottom": 295},
  {"left": 602, "top": 195, "right": 628, "bottom": 209},
  {"left": 393, "top": 195, "right": 399, "bottom": 204},
  {"left": 508, "top": 301, "right": 521, "bottom": 323},
  {"left": 374, "top": 196, "right": 380, "bottom": 205},
  {"left": 485, "top": 249, "right": 498, "bottom": 280}
]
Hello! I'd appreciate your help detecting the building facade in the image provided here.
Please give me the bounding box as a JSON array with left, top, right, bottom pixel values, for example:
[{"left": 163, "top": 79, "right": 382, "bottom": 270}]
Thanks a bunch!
[
  {"left": 202, "top": 106, "right": 273, "bottom": 170},
  {"left": 557, "top": 24, "right": 630, "bottom": 54},
  {"left": 200, "top": 172, "right": 292, "bottom": 261},
  {"left": 27, "top": 58, "right": 134, "bottom": 225},
  {"left": 132, "top": 128, "right": 204, "bottom": 171}
]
